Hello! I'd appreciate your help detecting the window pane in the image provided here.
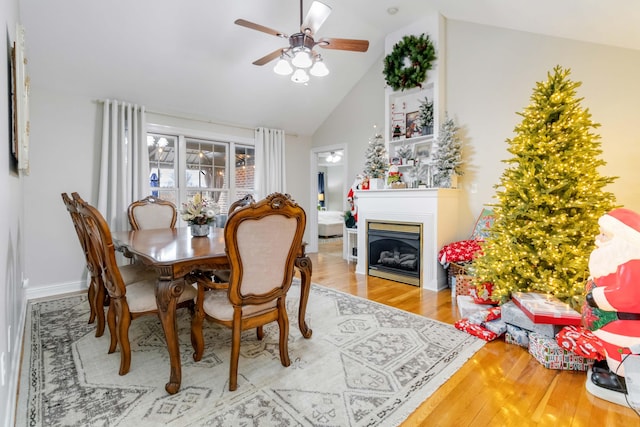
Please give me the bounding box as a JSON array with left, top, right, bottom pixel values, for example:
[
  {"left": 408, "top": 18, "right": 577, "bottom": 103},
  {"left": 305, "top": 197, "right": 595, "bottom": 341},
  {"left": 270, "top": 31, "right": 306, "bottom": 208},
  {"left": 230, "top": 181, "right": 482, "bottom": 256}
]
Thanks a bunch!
[
  {"left": 146, "top": 130, "right": 257, "bottom": 222},
  {"left": 186, "top": 139, "right": 229, "bottom": 211},
  {"left": 235, "top": 145, "right": 255, "bottom": 191},
  {"left": 148, "top": 134, "right": 177, "bottom": 199}
]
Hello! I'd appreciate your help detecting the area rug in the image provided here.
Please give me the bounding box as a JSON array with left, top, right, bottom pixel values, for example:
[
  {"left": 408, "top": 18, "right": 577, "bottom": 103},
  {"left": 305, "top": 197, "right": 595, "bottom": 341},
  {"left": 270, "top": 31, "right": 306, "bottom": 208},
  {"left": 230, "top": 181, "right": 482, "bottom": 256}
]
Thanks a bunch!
[{"left": 16, "top": 280, "right": 485, "bottom": 426}]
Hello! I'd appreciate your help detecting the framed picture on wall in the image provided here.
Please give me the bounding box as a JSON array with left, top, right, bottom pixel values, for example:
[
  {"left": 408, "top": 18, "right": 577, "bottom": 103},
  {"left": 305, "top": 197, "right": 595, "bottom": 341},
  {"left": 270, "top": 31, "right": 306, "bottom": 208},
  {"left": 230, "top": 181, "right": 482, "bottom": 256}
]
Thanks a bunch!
[
  {"left": 414, "top": 141, "right": 432, "bottom": 162},
  {"left": 405, "top": 111, "right": 420, "bottom": 139},
  {"left": 14, "top": 24, "right": 30, "bottom": 174},
  {"left": 8, "top": 40, "right": 18, "bottom": 170}
]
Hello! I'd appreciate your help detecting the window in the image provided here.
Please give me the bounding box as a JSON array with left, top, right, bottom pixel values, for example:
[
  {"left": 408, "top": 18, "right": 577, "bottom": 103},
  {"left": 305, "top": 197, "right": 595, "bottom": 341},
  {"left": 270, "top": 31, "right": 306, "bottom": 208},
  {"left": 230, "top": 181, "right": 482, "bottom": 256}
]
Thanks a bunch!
[{"left": 147, "top": 130, "right": 255, "bottom": 222}]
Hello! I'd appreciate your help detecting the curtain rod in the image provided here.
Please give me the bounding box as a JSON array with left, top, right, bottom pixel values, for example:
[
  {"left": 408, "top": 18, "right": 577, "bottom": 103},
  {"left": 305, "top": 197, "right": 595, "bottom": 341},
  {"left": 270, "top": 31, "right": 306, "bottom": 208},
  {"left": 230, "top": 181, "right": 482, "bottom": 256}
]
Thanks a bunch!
[{"left": 93, "top": 99, "right": 298, "bottom": 137}]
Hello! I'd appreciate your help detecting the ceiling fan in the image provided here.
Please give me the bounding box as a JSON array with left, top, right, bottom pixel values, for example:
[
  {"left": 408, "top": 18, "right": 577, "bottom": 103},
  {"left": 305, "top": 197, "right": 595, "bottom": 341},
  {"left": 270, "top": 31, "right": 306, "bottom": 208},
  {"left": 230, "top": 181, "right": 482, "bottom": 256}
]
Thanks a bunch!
[{"left": 234, "top": 0, "right": 369, "bottom": 82}]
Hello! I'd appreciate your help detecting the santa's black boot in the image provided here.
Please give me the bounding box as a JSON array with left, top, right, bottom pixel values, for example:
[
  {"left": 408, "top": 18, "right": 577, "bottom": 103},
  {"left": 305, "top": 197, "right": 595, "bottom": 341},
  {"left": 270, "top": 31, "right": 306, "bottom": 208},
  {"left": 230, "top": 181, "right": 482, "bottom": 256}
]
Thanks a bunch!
[{"left": 590, "top": 362, "right": 627, "bottom": 393}]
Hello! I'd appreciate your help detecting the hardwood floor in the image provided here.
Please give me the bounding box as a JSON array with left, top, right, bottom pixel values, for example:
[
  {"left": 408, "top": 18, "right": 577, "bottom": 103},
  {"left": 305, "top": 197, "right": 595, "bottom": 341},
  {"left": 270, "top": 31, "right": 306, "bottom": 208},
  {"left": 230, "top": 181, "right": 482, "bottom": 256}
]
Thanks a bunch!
[{"left": 310, "top": 240, "right": 640, "bottom": 426}]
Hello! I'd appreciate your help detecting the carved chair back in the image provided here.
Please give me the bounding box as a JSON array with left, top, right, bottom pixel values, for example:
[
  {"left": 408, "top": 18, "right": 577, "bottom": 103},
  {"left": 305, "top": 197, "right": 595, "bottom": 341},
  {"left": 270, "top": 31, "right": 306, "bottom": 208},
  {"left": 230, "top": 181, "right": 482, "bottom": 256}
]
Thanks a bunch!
[
  {"left": 127, "top": 196, "right": 177, "bottom": 230},
  {"left": 225, "top": 192, "right": 306, "bottom": 307}
]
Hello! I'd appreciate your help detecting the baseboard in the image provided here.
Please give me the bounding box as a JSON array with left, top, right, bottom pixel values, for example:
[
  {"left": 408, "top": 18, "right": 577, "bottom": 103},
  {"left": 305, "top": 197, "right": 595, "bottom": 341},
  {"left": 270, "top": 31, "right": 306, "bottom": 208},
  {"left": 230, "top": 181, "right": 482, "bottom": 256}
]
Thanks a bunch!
[
  {"left": 4, "top": 291, "right": 28, "bottom": 427},
  {"left": 25, "top": 280, "right": 86, "bottom": 301}
]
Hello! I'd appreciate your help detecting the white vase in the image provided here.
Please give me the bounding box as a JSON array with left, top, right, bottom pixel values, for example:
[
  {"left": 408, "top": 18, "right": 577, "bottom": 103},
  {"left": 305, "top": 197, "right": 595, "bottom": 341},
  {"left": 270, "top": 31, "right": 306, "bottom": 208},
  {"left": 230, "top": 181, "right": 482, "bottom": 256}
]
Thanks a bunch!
[{"left": 190, "top": 223, "right": 210, "bottom": 237}]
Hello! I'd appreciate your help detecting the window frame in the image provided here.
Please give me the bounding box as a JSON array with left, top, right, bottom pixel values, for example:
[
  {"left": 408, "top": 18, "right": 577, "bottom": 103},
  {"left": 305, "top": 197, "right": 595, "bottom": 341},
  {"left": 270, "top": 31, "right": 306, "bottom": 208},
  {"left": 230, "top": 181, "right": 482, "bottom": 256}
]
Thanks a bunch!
[{"left": 147, "top": 123, "right": 255, "bottom": 223}]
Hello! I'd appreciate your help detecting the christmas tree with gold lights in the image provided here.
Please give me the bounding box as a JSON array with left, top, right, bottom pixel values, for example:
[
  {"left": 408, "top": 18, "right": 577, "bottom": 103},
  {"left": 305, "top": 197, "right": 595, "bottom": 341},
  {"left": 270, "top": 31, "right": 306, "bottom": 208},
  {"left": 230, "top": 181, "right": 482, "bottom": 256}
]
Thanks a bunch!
[{"left": 473, "top": 66, "right": 617, "bottom": 308}]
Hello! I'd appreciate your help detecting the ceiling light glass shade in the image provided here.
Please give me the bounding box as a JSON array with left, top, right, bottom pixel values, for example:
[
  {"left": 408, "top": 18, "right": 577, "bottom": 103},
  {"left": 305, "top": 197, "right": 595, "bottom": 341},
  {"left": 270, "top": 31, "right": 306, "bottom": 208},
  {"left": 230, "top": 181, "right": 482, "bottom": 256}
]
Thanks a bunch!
[
  {"left": 273, "top": 58, "right": 293, "bottom": 75},
  {"left": 326, "top": 151, "right": 342, "bottom": 163},
  {"left": 310, "top": 60, "right": 329, "bottom": 77},
  {"left": 291, "top": 68, "right": 309, "bottom": 84},
  {"left": 291, "top": 50, "right": 312, "bottom": 68}
]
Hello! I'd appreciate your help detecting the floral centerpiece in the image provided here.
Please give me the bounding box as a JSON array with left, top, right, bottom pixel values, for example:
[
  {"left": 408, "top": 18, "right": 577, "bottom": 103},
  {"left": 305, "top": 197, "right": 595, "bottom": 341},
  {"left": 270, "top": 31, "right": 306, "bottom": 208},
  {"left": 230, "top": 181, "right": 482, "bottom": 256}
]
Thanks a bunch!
[{"left": 180, "top": 193, "right": 220, "bottom": 225}]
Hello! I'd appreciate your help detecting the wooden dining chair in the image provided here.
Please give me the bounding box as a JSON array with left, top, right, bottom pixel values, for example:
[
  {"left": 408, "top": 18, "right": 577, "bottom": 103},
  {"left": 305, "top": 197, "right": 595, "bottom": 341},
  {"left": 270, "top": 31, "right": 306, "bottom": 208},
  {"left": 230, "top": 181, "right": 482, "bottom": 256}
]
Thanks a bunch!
[
  {"left": 75, "top": 195, "right": 197, "bottom": 375},
  {"left": 190, "top": 192, "right": 306, "bottom": 391},
  {"left": 62, "top": 193, "right": 159, "bottom": 337},
  {"left": 207, "top": 194, "right": 256, "bottom": 284},
  {"left": 127, "top": 195, "right": 177, "bottom": 230}
]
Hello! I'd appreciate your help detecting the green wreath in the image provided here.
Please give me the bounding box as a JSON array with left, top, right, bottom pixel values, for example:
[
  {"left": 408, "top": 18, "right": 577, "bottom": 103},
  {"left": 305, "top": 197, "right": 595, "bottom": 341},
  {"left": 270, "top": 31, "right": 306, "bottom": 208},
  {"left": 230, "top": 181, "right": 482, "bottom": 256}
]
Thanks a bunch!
[{"left": 383, "top": 33, "right": 436, "bottom": 91}]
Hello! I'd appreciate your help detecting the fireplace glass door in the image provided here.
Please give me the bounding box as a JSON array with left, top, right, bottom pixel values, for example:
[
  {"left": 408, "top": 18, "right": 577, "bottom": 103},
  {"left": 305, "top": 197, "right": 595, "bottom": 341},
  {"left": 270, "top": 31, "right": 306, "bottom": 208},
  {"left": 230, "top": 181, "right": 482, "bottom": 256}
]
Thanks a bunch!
[{"left": 367, "top": 221, "right": 422, "bottom": 286}]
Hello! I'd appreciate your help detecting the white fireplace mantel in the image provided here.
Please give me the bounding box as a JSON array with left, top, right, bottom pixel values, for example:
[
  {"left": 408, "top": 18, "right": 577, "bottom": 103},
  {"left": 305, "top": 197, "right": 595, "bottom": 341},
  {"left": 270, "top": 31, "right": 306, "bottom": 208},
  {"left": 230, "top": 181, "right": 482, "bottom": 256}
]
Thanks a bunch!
[{"left": 354, "top": 188, "right": 459, "bottom": 291}]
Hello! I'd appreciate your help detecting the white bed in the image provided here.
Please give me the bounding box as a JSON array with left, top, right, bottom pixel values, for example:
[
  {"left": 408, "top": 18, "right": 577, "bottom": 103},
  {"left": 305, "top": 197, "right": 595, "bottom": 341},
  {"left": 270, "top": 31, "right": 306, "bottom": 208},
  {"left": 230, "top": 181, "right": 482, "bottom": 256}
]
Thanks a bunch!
[{"left": 318, "top": 210, "right": 344, "bottom": 237}]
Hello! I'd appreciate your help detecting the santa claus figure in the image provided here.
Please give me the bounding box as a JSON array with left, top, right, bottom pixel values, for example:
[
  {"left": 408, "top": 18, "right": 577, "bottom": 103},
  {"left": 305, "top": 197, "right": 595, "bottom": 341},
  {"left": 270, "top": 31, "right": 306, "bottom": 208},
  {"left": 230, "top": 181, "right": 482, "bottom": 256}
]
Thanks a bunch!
[
  {"left": 586, "top": 208, "right": 640, "bottom": 401},
  {"left": 347, "top": 175, "right": 363, "bottom": 222}
]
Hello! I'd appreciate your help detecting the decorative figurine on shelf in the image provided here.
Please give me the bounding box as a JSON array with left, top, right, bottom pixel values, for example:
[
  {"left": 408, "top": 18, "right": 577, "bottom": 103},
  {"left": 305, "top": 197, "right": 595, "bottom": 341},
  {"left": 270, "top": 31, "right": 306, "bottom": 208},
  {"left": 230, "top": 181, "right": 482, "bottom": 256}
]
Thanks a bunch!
[
  {"left": 392, "top": 124, "right": 403, "bottom": 140},
  {"left": 387, "top": 164, "right": 403, "bottom": 188},
  {"left": 585, "top": 208, "right": 640, "bottom": 407},
  {"left": 347, "top": 175, "right": 363, "bottom": 222}
]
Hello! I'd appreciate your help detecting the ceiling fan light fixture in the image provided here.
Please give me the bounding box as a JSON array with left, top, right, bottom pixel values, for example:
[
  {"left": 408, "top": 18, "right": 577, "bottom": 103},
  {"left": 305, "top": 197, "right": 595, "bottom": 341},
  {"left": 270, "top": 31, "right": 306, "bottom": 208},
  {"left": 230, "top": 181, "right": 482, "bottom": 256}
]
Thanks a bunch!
[
  {"left": 291, "top": 68, "right": 310, "bottom": 84},
  {"left": 291, "top": 49, "right": 313, "bottom": 68},
  {"left": 310, "top": 57, "right": 329, "bottom": 77},
  {"left": 274, "top": 58, "right": 293, "bottom": 75},
  {"left": 326, "top": 151, "right": 341, "bottom": 163}
]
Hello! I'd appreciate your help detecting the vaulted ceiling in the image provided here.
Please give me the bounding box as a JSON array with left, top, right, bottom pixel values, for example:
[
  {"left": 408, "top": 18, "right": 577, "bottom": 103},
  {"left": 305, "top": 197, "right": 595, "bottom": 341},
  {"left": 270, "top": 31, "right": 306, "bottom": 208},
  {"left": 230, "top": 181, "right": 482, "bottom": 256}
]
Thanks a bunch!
[{"left": 20, "top": 0, "right": 640, "bottom": 136}]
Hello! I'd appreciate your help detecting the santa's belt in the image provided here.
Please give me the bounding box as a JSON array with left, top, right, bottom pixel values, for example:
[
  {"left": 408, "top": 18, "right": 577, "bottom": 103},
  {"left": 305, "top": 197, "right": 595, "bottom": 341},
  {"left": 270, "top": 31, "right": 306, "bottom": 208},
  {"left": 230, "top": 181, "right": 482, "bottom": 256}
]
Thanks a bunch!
[{"left": 618, "top": 312, "right": 640, "bottom": 320}]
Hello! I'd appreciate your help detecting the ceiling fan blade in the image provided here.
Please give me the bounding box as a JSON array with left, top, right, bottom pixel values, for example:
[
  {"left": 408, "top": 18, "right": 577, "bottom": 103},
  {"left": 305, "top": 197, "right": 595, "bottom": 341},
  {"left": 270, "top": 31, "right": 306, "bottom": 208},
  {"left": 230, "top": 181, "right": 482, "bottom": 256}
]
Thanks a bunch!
[
  {"left": 317, "top": 38, "right": 369, "bottom": 52},
  {"left": 301, "top": 1, "right": 332, "bottom": 35},
  {"left": 252, "top": 48, "right": 285, "bottom": 66},
  {"left": 234, "top": 19, "right": 288, "bottom": 39}
]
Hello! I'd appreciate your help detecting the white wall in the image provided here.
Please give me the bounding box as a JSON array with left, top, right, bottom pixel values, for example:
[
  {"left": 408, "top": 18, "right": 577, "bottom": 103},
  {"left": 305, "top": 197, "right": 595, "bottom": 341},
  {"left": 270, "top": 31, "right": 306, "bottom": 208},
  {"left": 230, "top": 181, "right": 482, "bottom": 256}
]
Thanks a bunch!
[
  {"left": 446, "top": 20, "right": 640, "bottom": 230},
  {"left": 315, "top": 19, "right": 640, "bottom": 242},
  {"left": 313, "top": 55, "right": 386, "bottom": 200},
  {"left": 1, "top": 0, "right": 27, "bottom": 423}
]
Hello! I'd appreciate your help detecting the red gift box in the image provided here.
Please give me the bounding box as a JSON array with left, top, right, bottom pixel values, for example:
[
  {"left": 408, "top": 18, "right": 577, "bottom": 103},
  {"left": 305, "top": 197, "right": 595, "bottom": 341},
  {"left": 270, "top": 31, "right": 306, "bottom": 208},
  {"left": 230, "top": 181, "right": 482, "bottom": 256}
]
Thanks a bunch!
[{"left": 511, "top": 292, "right": 581, "bottom": 326}]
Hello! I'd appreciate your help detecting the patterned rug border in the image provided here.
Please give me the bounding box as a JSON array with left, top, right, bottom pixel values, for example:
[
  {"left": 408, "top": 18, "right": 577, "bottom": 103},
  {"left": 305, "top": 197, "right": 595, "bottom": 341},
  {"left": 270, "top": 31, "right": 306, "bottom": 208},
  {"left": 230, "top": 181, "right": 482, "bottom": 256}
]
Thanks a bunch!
[{"left": 16, "top": 280, "right": 485, "bottom": 426}]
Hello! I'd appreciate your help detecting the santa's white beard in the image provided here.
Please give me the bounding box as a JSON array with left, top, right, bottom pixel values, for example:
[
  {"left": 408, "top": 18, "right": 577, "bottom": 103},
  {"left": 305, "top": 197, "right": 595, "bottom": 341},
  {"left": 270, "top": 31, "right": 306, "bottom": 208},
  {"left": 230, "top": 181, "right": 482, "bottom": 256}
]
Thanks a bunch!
[{"left": 589, "top": 237, "right": 640, "bottom": 278}]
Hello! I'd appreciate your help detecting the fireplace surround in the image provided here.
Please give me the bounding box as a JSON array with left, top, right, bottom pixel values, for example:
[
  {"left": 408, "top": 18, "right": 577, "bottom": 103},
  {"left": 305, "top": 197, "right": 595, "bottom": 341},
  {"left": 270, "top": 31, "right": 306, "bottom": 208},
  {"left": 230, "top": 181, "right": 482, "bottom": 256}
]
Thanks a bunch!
[{"left": 354, "top": 188, "right": 459, "bottom": 291}]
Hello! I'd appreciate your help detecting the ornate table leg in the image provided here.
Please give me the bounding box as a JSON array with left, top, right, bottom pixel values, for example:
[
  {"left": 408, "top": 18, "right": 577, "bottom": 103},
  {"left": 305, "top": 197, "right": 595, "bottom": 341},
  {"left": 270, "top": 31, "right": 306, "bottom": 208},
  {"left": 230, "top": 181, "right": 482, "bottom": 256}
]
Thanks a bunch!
[
  {"left": 156, "top": 277, "right": 184, "bottom": 394},
  {"left": 295, "top": 255, "right": 313, "bottom": 338}
]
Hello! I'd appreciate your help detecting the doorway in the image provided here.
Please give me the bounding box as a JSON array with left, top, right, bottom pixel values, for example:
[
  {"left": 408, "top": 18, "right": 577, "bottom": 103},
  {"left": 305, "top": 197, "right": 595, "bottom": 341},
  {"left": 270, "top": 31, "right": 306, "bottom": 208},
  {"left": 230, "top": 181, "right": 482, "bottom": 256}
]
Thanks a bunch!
[{"left": 309, "top": 144, "right": 348, "bottom": 257}]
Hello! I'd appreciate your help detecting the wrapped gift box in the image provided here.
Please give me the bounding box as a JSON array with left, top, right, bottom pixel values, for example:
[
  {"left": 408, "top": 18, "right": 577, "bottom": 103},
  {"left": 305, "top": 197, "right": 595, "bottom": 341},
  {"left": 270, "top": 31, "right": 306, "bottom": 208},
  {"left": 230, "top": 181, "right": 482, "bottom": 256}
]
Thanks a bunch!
[
  {"left": 455, "top": 319, "right": 498, "bottom": 342},
  {"left": 456, "top": 295, "right": 495, "bottom": 318},
  {"left": 501, "top": 301, "right": 562, "bottom": 338},
  {"left": 505, "top": 324, "right": 529, "bottom": 348},
  {"left": 528, "top": 332, "right": 594, "bottom": 371},
  {"left": 511, "top": 292, "right": 581, "bottom": 326},
  {"left": 483, "top": 318, "right": 507, "bottom": 336},
  {"left": 452, "top": 274, "right": 474, "bottom": 299}
]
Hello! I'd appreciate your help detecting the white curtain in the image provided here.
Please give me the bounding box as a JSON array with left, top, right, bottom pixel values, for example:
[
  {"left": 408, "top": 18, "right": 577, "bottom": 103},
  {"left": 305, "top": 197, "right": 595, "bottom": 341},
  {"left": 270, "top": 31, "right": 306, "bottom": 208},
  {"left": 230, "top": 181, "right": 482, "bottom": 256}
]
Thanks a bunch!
[
  {"left": 97, "top": 99, "right": 150, "bottom": 231},
  {"left": 254, "top": 127, "right": 286, "bottom": 199}
]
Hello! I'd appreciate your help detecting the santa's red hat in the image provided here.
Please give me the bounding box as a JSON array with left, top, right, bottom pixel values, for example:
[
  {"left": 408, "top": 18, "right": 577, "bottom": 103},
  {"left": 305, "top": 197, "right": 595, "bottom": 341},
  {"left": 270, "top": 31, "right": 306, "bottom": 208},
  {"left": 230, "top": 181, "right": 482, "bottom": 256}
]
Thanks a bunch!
[{"left": 599, "top": 208, "right": 640, "bottom": 247}]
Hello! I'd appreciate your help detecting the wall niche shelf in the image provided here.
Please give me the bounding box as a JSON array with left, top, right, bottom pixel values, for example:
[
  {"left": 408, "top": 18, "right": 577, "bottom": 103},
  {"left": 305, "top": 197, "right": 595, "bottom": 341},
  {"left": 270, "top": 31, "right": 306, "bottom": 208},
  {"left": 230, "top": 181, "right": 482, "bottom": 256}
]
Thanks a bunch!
[{"left": 384, "top": 14, "right": 445, "bottom": 166}]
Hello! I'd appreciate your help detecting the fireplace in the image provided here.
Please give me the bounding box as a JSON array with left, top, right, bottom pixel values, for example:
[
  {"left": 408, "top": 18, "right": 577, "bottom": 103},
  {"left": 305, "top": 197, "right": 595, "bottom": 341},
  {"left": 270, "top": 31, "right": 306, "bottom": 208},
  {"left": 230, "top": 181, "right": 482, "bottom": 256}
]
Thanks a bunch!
[
  {"left": 368, "top": 221, "right": 422, "bottom": 286},
  {"left": 354, "top": 188, "right": 459, "bottom": 291}
]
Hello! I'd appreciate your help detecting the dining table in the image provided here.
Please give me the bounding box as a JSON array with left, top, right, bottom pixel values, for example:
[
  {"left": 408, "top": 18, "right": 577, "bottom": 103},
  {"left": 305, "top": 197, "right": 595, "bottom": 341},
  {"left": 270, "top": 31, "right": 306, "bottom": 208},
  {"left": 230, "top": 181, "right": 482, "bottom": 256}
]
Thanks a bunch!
[{"left": 111, "top": 226, "right": 313, "bottom": 395}]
